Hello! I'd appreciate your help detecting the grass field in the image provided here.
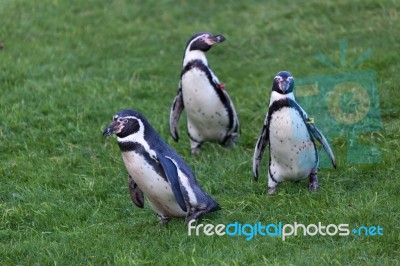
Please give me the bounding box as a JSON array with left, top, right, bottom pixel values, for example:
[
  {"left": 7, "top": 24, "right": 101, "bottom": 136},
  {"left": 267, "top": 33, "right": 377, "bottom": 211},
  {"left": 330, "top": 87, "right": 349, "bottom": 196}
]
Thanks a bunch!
[{"left": 1, "top": 0, "right": 399, "bottom": 265}]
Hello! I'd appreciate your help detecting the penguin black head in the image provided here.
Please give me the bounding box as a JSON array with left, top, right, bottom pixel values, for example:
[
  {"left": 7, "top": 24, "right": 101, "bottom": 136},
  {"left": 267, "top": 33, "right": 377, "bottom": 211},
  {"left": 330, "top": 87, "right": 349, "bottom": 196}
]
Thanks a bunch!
[
  {"left": 272, "top": 71, "right": 294, "bottom": 94},
  {"left": 185, "top": 32, "right": 226, "bottom": 53},
  {"left": 103, "top": 109, "right": 147, "bottom": 138}
]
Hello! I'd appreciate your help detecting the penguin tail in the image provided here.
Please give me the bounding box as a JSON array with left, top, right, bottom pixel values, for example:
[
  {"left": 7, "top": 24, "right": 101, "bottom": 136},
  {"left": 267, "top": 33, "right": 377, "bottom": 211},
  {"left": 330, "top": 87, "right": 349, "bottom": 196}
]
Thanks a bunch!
[
  {"left": 209, "top": 201, "right": 221, "bottom": 213},
  {"left": 185, "top": 200, "right": 221, "bottom": 224}
]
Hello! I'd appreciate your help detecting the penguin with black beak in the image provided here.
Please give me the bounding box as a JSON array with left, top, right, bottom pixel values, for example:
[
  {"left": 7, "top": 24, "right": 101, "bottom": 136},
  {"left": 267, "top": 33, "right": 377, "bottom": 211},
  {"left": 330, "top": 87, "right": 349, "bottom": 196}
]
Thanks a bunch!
[
  {"left": 252, "top": 71, "right": 336, "bottom": 195},
  {"left": 170, "top": 32, "right": 239, "bottom": 155},
  {"left": 104, "top": 109, "right": 220, "bottom": 223}
]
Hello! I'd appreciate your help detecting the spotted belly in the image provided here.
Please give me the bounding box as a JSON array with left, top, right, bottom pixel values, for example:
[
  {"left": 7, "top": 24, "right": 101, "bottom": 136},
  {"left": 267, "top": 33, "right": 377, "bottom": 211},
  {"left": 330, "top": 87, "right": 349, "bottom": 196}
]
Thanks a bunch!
[
  {"left": 121, "top": 151, "right": 187, "bottom": 217},
  {"left": 181, "top": 69, "right": 230, "bottom": 142},
  {"left": 268, "top": 107, "right": 317, "bottom": 182}
]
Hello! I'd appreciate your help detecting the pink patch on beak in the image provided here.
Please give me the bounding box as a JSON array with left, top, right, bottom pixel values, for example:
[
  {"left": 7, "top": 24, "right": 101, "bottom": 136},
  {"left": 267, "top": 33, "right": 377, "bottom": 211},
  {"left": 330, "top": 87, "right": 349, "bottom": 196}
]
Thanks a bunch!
[
  {"left": 217, "top": 83, "right": 225, "bottom": 90},
  {"left": 204, "top": 37, "right": 216, "bottom": 46}
]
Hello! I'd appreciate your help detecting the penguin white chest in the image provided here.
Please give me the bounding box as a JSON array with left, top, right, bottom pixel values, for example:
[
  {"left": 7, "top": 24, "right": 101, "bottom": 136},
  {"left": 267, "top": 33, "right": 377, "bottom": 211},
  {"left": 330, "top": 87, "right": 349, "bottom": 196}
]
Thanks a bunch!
[
  {"left": 121, "top": 151, "right": 186, "bottom": 217},
  {"left": 269, "top": 107, "right": 317, "bottom": 181},
  {"left": 181, "top": 69, "right": 229, "bottom": 140}
]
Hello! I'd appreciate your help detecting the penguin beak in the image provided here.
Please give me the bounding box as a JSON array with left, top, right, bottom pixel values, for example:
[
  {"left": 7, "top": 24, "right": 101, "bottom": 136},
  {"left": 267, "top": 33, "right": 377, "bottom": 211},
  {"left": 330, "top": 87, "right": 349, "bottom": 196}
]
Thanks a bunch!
[
  {"left": 103, "top": 121, "right": 119, "bottom": 136},
  {"left": 279, "top": 80, "right": 290, "bottom": 93},
  {"left": 207, "top": 34, "right": 226, "bottom": 45}
]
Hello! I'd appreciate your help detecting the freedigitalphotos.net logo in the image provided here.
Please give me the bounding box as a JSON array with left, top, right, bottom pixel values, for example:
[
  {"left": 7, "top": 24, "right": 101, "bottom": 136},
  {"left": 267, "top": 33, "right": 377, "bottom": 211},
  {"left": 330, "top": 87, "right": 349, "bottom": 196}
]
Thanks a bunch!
[
  {"left": 296, "top": 39, "right": 382, "bottom": 166},
  {"left": 188, "top": 220, "right": 383, "bottom": 241}
]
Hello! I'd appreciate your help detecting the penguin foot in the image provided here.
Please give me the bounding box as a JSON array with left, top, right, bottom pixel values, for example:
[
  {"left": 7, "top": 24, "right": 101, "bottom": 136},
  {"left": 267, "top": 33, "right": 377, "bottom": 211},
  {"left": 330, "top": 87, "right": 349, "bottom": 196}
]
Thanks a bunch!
[
  {"left": 268, "top": 177, "right": 279, "bottom": 195},
  {"left": 157, "top": 214, "right": 170, "bottom": 224},
  {"left": 221, "top": 133, "right": 238, "bottom": 149},
  {"left": 190, "top": 141, "right": 202, "bottom": 156},
  {"left": 268, "top": 187, "right": 277, "bottom": 195},
  {"left": 191, "top": 147, "right": 201, "bottom": 156},
  {"left": 308, "top": 171, "right": 319, "bottom": 191},
  {"left": 191, "top": 148, "right": 200, "bottom": 157},
  {"left": 308, "top": 181, "right": 319, "bottom": 191}
]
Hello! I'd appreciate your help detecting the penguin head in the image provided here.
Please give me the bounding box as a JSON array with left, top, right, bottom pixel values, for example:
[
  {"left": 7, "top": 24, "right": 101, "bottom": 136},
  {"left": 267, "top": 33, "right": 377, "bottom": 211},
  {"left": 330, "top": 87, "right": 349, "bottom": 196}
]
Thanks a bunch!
[
  {"left": 185, "top": 32, "right": 226, "bottom": 53},
  {"left": 103, "top": 109, "right": 146, "bottom": 138},
  {"left": 272, "top": 71, "right": 294, "bottom": 94}
]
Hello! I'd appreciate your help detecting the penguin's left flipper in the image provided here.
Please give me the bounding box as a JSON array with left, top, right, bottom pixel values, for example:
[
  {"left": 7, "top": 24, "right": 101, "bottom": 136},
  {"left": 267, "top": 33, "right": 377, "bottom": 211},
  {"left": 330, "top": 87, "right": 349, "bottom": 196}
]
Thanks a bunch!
[
  {"left": 128, "top": 175, "right": 145, "bottom": 208},
  {"left": 252, "top": 116, "right": 269, "bottom": 180},
  {"left": 169, "top": 85, "right": 184, "bottom": 142},
  {"left": 306, "top": 123, "right": 337, "bottom": 168},
  {"left": 158, "top": 155, "right": 188, "bottom": 212}
]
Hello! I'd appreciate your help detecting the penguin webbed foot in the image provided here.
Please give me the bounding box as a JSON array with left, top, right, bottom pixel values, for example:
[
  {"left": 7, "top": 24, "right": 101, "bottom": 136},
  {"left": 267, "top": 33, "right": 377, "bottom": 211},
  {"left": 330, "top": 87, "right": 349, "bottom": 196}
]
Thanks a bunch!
[
  {"left": 190, "top": 144, "right": 202, "bottom": 156},
  {"left": 308, "top": 170, "right": 319, "bottom": 191},
  {"left": 268, "top": 186, "right": 277, "bottom": 195},
  {"left": 268, "top": 177, "right": 279, "bottom": 195},
  {"left": 221, "top": 133, "right": 238, "bottom": 149},
  {"left": 191, "top": 149, "right": 200, "bottom": 156},
  {"left": 157, "top": 214, "right": 170, "bottom": 224}
]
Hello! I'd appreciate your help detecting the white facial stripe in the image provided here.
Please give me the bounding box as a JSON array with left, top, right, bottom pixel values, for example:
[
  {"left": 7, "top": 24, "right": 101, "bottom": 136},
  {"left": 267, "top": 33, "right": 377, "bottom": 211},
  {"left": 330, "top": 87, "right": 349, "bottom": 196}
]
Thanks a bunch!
[
  {"left": 185, "top": 35, "right": 205, "bottom": 56},
  {"left": 117, "top": 118, "right": 157, "bottom": 160},
  {"left": 118, "top": 116, "right": 137, "bottom": 120},
  {"left": 183, "top": 34, "right": 210, "bottom": 67},
  {"left": 274, "top": 76, "right": 293, "bottom": 80},
  {"left": 188, "top": 34, "right": 208, "bottom": 47}
]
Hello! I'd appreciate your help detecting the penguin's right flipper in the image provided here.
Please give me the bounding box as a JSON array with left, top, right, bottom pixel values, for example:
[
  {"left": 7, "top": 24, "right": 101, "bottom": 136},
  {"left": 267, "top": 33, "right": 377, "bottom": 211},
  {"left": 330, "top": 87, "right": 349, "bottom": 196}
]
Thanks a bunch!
[
  {"left": 128, "top": 175, "right": 145, "bottom": 208},
  {"left": 252, "top": 114, "right": 269, "bottom": 180},
  {"left": 169, "top": 85, "right": 184, "bottom": 142},
  {"left": 158, "top": 155, "right": 188, "bottom": 212}
]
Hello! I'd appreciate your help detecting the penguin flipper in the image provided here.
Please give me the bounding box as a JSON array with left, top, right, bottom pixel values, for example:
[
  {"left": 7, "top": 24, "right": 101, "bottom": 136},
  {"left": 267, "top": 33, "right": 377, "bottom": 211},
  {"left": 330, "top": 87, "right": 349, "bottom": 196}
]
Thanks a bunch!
[
  {"left": 158, "top": 155, "right": 188, "bottom": 212},
  {"left": 307, "top": 123, "right": 337, "bottom": 168},
  {"left": 222, "top": 89, "right": 240, "bottom": 135},
  {"left": 252, "top": 115, "right": 269, "bottom": 180},
  {"left": 169, "top": 85, "right": 184, "bottom": 142},
  {"left": 128, "top": 175, "right": 145, "bottom": 208}
]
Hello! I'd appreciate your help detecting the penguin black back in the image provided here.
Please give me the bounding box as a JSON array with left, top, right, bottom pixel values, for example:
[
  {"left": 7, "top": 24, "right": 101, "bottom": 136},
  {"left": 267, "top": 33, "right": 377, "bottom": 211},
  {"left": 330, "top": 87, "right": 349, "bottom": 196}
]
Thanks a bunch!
[{"left": 104, "top": 109, "right": 220, "bottom": 223}]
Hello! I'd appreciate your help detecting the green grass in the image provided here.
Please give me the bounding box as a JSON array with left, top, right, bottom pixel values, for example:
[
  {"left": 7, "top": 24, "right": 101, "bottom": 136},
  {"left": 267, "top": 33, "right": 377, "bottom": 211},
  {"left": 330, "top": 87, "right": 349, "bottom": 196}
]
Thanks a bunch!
[{"left": 1, "top": 0, "right": 399, "bottom": 265}]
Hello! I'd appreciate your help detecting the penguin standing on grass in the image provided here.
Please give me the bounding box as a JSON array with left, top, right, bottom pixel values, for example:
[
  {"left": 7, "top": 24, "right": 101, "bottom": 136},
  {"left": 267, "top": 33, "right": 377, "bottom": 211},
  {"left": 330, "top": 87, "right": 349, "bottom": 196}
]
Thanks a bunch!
[
  {"left": 170, "top": 32, "right": 239, "bottom": 155},
  {"left": 103, "top": 109, "right": 220, "bottom": 223},
  {"left": 252, "top": 71, "right": 336, "bottom": 195}
]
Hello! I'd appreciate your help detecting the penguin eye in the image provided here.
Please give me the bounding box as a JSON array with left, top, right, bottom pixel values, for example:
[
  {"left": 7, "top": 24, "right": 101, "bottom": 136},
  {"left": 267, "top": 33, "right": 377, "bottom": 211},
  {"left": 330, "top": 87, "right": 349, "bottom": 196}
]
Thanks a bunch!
[
  {"left": 199, "top": 34, "right": 208, "bottom": 42},
  {"left": 117, "top": 118, "right": 128, "bottom": 124}
]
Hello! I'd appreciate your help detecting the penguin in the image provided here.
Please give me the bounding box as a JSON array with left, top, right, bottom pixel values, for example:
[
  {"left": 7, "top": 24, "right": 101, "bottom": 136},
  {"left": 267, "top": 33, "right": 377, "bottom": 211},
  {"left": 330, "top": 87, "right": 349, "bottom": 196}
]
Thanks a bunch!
[
  {"left": 103, "top": 109, "right": 220, "bottom": 223},
  {"left": 252, "top": 71, "right": 336, "bottom": 195},
  {"left": 169, "top": 32, "right": 239, "bottom": 155}
]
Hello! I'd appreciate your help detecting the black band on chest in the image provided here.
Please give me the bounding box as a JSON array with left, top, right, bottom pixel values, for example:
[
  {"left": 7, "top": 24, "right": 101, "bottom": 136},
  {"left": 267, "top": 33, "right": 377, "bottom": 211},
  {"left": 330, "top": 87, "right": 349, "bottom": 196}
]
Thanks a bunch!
[
  {"left": 118, "top": 141, "right": 168, "bottom": 182},
  {"left": 181, "top": 59, "right": 234, "bottom": 132}
]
